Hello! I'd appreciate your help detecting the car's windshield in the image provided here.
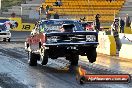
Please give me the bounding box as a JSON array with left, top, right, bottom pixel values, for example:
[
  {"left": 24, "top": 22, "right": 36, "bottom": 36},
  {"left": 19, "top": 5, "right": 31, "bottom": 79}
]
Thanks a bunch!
[
  {"left": 39, "top": 20, "right": 83, "bottom": 32},
  {"left": 0, "top": 24, "right": 7, "bottom": 31}
]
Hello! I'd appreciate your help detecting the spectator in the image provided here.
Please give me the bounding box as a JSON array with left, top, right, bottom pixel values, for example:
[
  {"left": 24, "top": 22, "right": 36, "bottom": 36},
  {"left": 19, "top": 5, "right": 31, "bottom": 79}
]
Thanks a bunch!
[
  {"left": 39, "top": 5, "right": 44, "bottom": 15},
  {"left": 125, "top": 14, "right": 131, "bottom": 27},
  {"left": 111, "top": 18, "right": 121, "bottom": 52},
  {"left": 111, "top": 18, "right": 119, "bottom": 34},
  {"left": 120, "top": 18, "right": 125, "bottom": 33},
  {"left": 45, "top": 5, "right": 49, "bottom": 13},
  {"left": 106, "top": 0, "right": 115, "bottom": 2},
  {"left": 54, "top": 12, "right": 59, "bottom": 19},
  {"left": 46, "top": 13, "right": 51, "bottom": 20},
  {"left": 95, "top": 14, "right": 101, "bottom": 31},
  {"left": 54, "top": 0, "right": 62, "bottom": 7},
  {"left": 57, "top": 0, "right": 62, "bottom": 7},
  {"left": 11, "top": 12, "right": 16, "bottom": 18},
  {"left": 49, "top": 6, "right": 53, "bottom": 11}
]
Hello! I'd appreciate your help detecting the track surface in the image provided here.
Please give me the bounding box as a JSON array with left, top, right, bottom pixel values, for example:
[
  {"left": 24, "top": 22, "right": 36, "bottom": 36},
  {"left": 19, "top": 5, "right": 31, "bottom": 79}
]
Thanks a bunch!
[{"left": 0, "top": 31, "right": 131, "bottom": 88}]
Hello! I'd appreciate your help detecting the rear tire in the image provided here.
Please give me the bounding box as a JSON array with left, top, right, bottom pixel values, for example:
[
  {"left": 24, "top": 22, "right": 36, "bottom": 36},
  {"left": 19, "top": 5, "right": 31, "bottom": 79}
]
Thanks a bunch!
[
  {"left": 28, "top": 52, "right": 38, "bottom": 66},
  {"left": 41, "top": 56, "right": 48, "bottom": 65},
  {"left": 40, "top": 49, "right": 48, "bottom": 65},
  {"left": 68, "top": 54, "right": 79, "bottom": 66},
  {"left": 87, "top": 48, "right": 97, "bottom": 63}
]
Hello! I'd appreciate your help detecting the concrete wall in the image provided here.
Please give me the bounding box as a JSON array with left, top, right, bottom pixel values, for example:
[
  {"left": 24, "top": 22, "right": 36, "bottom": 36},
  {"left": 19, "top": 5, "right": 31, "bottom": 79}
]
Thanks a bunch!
[
  {"left": 97, "top": 35, "right": 116, "bottom": 56},
  {"left": 119, "top": 33, "right": 132, "bottom": 44},
  {"left": 119, "top": 33, "right": 132, "bottom": 59},
  {"left": 119, "top": 44, "right": 132, "bottom": 59}
]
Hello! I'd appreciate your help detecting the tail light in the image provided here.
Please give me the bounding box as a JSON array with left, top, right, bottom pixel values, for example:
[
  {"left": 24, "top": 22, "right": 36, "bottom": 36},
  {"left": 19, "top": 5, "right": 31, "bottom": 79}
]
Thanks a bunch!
[{"left": 43, "top": 33, "right": 47, "bottom": 43}]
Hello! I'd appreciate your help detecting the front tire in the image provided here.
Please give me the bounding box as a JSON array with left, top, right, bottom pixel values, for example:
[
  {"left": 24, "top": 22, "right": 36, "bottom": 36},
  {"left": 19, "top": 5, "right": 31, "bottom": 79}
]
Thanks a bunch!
[
  {"left": 87, "top": 48, "right": 97, "bottom": 63},
  {"left": 28, "top": 52, "right": 38, "bottom": 66}
]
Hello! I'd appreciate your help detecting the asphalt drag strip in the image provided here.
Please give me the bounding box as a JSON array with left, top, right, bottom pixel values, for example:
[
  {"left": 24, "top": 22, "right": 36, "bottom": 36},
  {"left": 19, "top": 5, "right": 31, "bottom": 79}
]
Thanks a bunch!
[
  {"left": 0, "top": 73, "right": 28, "bottom": 88},
  {"left": 0, "top": 42, "right": 131, "bottom": 88}
]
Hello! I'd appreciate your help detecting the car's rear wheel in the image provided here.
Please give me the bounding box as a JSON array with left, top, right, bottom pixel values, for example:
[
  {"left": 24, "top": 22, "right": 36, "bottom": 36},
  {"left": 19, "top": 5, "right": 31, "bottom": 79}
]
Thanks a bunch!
[
  {"left": 86, "top": 48, "right": 97, "bottom": 63},
  {"left": 68, "top": 54, "right": 79, "bottom": 66},
  {"left": 28, "top": 52, "right": 38, "bottom": 66},
  {"left": 42, "top": 55, "right": 48, "bottom": 65},
  {"left": 40, "top": 49, "right": 48, "bottom": 65}
]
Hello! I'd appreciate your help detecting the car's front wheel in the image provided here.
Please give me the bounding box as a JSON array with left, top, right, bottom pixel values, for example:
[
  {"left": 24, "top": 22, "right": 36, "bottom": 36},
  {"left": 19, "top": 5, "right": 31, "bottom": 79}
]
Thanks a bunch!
[
  {"left": 86, "top": 48, "right": 97, "bottom": 63},
  {"left": 28, "top": 52, "right": 38, "bottom": 66}
]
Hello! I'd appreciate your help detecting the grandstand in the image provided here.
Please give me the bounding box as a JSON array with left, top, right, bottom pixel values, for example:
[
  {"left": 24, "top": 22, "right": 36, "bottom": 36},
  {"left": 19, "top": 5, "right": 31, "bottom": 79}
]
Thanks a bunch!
[
  {"left": 1, "top": 0, "right": 128, "bottom": 23},
  {"left": 42, "top": 0, "right": 125, "bottom": 23}
]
